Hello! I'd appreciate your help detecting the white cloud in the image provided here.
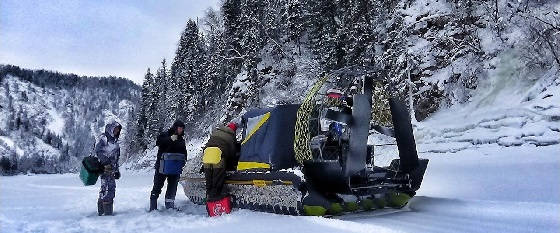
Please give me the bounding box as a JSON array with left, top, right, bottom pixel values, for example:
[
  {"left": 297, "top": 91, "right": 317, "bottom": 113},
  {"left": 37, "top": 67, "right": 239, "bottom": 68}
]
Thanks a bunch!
[{"left": 0, "top": 0, "right": 220, "bottom": 84}]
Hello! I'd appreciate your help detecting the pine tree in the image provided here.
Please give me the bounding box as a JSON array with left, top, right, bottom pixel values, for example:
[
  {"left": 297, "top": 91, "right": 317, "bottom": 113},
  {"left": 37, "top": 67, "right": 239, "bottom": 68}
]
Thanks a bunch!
[
  {"left": 60, "top": 143, "right": 70, "bottom": 162},
  {"left": 143, "top": 59, "right": 168, "bottom": 141},
  {"left": 286, "top": 0, "right": 305, "bottom": 45},
  {"left": 121, "top": 104, "right": 139, "bottom": 161},
  {"left": 154, "top": 59, "right": 170, "bottom": 129},
  {"left": 354, "top": 0, "right": 376, "bottom": 67},
  {"left": 171, "top": 19, "right": 206, "bottom": 125},
  {"left": 6, "top": 82, "right": 16, "bottom": 131},
  {"left": 307, "top": 0, "right": 339, "bottom": 70},
  {"left": 222, "top": 0, "right": 244, "bottom": 77},
  {"left": 142, "top": 68, "right": 161, "bottom": 147},
  {"left": 135, "top": 68, "right": 152, "bottom": 149},
  {"left": 165, "top": 73, "right": 180, "bottom": 126},
  {"left": 337, "top": 0, "right": 376, "bottom": 68},
  {"left": 237, "top": 0, "right": 267, "bottom": 108},
  {"left": 202, "top": 8, "right": 228, "bottom": 100},
  {"left": 240, "top": 0, "right": 265, "bottom": 69}
]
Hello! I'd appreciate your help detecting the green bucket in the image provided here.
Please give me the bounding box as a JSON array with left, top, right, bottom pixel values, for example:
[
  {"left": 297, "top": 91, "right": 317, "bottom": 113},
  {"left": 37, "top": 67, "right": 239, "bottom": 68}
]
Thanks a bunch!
[{"left": 79, "top": 164, "right": 99, "bottom": 186}]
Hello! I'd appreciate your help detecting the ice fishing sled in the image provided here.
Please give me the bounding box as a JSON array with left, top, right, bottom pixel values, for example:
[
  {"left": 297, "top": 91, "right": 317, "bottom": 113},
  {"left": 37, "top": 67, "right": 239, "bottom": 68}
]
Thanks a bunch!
[{"left": 180, "top": 75, "right": 428, "bottom": 216}]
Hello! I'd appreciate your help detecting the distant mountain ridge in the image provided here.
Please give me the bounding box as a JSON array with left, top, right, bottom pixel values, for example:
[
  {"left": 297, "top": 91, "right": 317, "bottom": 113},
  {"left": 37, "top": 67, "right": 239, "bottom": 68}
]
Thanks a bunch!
[{"left": 0, "top": 64, "right": 141, "bottom": 174}]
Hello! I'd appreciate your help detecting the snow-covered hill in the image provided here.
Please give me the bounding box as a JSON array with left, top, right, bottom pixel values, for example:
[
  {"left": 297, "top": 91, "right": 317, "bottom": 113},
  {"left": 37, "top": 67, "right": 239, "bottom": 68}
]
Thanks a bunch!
[
  {"left": 416, "top": 69, "right": 559, "bottom": 152},
  {"left": 0, "top": 65, "right": 140, "bottom": 174}
]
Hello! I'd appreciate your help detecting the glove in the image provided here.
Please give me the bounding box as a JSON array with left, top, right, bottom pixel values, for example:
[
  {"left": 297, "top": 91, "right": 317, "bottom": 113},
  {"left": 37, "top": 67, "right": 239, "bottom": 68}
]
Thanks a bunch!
[
  {"left": 104, "top": 164, "right": 113, "bottom": 174},
  {"left": 114, "top": 171, "right": 121, "bottom": 180},
  {"left": 171, "top": 134, "right": 178, "bottom": 141}
]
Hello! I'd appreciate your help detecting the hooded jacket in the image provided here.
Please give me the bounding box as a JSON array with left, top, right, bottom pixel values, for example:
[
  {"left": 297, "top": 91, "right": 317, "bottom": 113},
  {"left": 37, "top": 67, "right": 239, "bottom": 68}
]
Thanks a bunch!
[
  {"left": 205, "top": 126, "right": 239, "bottom": 170},
  {"left": 155, "top": 120, "right": 188, "bottom": 171},
  {"left": 95, "top": 120, "right": 122, "bottom": 172}
]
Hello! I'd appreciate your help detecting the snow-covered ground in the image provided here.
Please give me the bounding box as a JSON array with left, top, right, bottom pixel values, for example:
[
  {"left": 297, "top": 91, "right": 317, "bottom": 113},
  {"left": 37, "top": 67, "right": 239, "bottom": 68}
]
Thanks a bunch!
[{"left": 1, "top": 143, "right": 558, "bottom": 233}]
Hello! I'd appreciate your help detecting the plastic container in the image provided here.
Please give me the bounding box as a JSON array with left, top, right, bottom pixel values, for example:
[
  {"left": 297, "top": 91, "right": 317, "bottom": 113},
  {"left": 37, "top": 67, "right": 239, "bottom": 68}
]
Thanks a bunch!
[
  {"left": 80, "top": 163, "right": 99, "bottom": 185},
  {"left": 159, "top": 153, "right": 186, "bottom": 175}
]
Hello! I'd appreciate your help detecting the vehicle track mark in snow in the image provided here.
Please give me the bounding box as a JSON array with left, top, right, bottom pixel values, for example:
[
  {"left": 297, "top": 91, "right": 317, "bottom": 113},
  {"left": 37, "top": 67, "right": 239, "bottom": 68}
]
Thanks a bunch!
[
  {"left": 334, "top": 208, "right": 409, "bottom": 220},
  {"left": 304, "top": 216, "right": 401, "bottom": 233}
]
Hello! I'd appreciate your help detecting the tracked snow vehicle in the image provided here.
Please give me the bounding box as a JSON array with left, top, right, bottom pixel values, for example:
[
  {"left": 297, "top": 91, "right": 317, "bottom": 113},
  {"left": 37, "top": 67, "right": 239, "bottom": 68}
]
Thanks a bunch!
[{"left": 180, "top": 75, "right": 428, "bottom": 216}]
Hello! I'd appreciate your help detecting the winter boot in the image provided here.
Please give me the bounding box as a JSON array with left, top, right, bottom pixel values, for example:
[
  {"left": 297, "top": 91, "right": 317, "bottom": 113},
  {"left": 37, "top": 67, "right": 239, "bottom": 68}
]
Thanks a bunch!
[
  {"left": 165, "top": 199, "right": 175, "bottom": 209},
  {"left": 97, "top": 200, "right": 104, "bottom": 216},
  {"left": 103, "top": 201, "right": 113, "bottom": 216},
  {"left": 149, "top": 197, "right": 158, "bottom": 211}
]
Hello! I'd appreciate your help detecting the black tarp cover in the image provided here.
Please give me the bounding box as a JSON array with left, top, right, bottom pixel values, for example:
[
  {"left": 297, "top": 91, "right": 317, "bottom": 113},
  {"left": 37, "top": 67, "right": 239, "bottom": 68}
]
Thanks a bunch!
[{"left": 238, "top": 104, "right": 300, "bottom": 171}]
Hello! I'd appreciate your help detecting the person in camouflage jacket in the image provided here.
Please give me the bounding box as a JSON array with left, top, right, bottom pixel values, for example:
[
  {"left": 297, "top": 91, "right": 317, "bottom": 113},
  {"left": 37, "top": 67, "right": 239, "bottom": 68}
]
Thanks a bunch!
[{"left": 95, "top": 120, "right": 122, "bottom": 216}]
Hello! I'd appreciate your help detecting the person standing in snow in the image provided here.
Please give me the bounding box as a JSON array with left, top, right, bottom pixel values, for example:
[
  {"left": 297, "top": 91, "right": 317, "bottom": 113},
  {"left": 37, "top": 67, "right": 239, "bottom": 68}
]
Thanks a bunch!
[
  {"left": 203, "top": 120, "right": 240, "bottom": 217},
  {"left": 95, "top": 120, "right": 122, "bottom": 216},
  {"left": 149, "top": 120, "right": 188, "bottom": 211}
]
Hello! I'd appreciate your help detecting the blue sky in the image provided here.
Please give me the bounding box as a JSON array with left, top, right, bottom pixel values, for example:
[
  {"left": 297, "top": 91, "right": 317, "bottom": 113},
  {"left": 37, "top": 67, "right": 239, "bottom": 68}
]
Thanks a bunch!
[{"left": 0, "top": 0, "right": 220, "bottom": 84}]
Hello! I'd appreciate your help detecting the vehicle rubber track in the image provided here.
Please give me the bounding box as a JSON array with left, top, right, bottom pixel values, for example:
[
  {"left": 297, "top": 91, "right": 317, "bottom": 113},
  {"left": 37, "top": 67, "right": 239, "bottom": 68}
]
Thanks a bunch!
[{"left": 181, "top": 172, "right": 305, "bottom": 216}]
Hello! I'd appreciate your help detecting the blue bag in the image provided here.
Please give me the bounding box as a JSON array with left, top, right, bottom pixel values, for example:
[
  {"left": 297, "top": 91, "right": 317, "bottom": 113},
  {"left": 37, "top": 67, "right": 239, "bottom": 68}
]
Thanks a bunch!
[{"left": 159, "top": 153, "right": 186, "bottom": 175}]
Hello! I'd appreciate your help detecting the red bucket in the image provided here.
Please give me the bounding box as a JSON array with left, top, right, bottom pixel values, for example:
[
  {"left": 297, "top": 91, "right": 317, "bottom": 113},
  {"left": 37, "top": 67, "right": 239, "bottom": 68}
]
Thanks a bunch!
[{"left": 206, "top": 196, "right": 232, "bottom": 217}]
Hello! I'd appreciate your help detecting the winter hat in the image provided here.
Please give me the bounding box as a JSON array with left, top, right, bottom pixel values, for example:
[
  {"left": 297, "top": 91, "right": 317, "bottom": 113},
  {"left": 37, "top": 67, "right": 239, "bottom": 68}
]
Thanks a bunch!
[
  {"left": 227, "top": 122, "right": 237, "bottom": 131},
  {"left": 105, "top": 120, "right": 122, "bottom": 139},
  {"left": 171, "top": 120, "right": 186, "bottom": 135},
  {"left": 172, "top": 120, "right": 185, "bottom": 129}
]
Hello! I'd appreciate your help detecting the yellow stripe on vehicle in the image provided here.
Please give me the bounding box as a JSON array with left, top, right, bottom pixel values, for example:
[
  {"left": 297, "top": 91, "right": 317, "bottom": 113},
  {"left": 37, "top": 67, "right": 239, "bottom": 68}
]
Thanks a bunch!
[
  {"left": 252, "top": 180, "right": 267, "bottom": 187},
  {"left": 180, "top": 177, "right": 293, "bottom": 186},
  {"left": 236, "top": 161, "right": 271, "bottom": 171},
  {"left": 228, "top": 180, "right": 293, "bottom": 186},
  {"left": 241, "top": 112, "right": 271, "bottom": 145}
]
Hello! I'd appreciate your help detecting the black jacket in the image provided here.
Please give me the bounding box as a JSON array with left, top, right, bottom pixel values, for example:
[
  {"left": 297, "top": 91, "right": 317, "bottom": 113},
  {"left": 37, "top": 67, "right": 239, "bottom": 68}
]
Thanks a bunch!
[{"left": 155, "top": 121, "right": 187, "bottom": 171}]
